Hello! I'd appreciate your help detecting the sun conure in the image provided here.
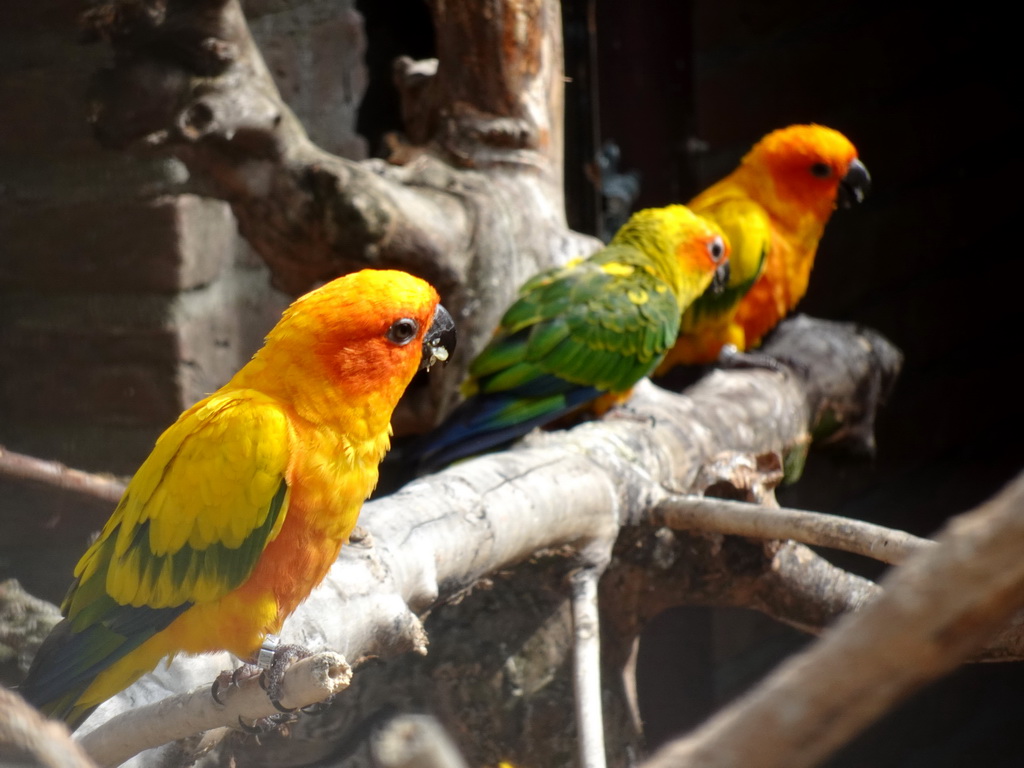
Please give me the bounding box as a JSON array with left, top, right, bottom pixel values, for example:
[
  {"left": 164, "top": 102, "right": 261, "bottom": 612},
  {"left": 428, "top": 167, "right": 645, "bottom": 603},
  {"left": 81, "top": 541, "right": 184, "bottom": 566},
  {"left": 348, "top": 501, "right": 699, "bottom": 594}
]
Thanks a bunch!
[
  {"left": 656, "top": 123, "right": 870, "bottom": 372},
  {"left": 19, "top": 269, "right": 456, "bottom": 728}
]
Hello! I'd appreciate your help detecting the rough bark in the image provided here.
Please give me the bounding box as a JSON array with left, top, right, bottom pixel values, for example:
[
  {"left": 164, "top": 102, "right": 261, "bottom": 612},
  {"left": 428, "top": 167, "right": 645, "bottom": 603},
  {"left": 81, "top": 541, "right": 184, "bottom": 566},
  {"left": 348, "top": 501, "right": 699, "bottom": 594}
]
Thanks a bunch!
[
  {"left": 81, "top": 0, "right": 599, "bottom": 430},
  {"left": 0, "top": 580, "right": 63, "bottom": 685}
]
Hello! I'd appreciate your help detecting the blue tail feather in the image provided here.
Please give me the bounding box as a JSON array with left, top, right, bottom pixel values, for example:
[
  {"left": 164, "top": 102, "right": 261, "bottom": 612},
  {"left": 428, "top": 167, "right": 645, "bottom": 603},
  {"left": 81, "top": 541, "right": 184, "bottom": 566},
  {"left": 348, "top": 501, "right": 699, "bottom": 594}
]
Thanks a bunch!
[
  {"left": 19, "top": 597, "right": 188, "bottom": 727},
  {"left": 410, "top": 384, "right": 601, "bottom": 474}
]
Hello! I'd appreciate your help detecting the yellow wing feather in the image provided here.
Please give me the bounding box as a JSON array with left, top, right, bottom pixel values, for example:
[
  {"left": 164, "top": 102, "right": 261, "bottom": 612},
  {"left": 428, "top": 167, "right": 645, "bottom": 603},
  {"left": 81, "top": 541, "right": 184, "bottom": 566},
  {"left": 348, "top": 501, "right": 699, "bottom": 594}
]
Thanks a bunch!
[{"left": 69, "top": 391, "right": 293, "bottom": 614}]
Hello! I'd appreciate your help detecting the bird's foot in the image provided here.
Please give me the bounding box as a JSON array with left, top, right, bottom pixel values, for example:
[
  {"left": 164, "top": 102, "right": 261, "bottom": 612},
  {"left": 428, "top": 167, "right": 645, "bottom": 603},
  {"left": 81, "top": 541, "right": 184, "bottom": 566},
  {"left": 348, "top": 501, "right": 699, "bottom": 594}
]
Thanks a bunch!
[
  {"left": 300, "top": 697, "right": 336, "bottom": 715},
  {"left": 211, "top": 663, "right": 262, "bottom": 706},
  {"left": 217, "top": 635, "right": 334, "bottom": 717},
  {"left": 237, "top": 711, "right": 298, "bottom": 736},
  {"left": 256, "top": 636, "right": 315, "bottom": 713}
]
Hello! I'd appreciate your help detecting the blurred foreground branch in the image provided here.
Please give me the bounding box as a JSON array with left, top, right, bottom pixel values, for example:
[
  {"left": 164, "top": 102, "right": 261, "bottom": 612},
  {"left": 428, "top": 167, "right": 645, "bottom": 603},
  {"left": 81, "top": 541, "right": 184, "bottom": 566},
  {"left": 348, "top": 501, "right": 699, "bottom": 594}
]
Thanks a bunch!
[{"left": 642, "top": 471, "right": 1024, "bottom": 768}]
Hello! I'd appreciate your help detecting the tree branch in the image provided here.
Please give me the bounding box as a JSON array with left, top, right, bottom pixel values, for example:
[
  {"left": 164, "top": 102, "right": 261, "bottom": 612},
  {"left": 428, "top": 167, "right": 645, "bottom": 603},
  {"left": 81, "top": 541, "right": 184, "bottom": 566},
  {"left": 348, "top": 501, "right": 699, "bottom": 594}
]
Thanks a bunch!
[
  {"left": 751, "top": 541, "right": 880, "bottom": 635},
  {"left": 81, "top": 0, "right": 601, "bottom": 429},
  {"left": 8, "top": 316, "right": 1022, "bottom": 766},
  {"left": 0, "top": 446, "right": 125, "bottom": 505},
  {"left": 640, "top": 470, "right": 1024, "bottom": 768},
  {"left": 652, "top": 494, "right": 932, "bottom": 565},
  {"left": 77, "top": 652, "right": 351, "bottom": 768},
  {"left": 571, "top": 567, "right": 609, "bottom": 768}
]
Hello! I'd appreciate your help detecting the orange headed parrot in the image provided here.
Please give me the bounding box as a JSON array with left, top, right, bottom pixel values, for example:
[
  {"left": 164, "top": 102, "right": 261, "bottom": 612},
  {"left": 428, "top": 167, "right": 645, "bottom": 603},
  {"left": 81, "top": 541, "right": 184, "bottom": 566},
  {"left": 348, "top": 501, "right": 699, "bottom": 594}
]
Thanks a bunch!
[
  {"left": 19, "top": 269, "right": 456, "bottom": 727},
  {"left": 657, "top": 123, "right": 870, "bottom": 371},
  {"left": 412, "top": 205, "right": 729, "bottom": 473}
]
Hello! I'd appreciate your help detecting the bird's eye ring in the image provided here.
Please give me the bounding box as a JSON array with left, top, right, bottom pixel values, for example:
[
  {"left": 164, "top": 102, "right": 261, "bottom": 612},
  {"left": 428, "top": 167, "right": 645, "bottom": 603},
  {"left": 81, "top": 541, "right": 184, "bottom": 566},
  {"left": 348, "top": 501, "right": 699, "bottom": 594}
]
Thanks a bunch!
[
  {"left": 707, "top": 236, "right": 726, "bottom": 261},
  {"left": 810, "top": 162, "right": 832, "bottom": 178},
  {"left": 386, "top": 318, "right": 419, "bottom": 346}
]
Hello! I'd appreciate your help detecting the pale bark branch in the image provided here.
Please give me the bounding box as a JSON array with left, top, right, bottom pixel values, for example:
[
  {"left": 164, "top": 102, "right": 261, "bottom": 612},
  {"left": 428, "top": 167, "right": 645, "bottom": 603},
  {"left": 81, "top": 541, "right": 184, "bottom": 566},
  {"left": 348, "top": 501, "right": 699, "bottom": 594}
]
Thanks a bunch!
[
  {"left": 571, "top": 567, "right": 608, "bottom": 768},
  {"left": 4, "top": 316, "right": 917, "bottom": 767},
  {"left": 640, "top": 470, "right": 1024, "bottom": 768},
  {"left": 11, "top": 317, "right": 1023, "bottom": 768},
  {"left": 77, "top": 652, "right": 351, "bottom": 768},
  {"left": 652, "top": 494, "right": 933, "bottom": 565},
  {"left": 752, "top": 541, "right": 881, "bottom": 635}
]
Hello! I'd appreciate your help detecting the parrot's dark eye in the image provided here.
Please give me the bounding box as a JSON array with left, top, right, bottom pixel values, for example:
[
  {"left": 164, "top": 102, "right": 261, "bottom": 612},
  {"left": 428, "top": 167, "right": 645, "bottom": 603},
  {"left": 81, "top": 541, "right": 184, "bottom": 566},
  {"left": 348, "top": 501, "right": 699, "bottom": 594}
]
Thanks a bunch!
[
  {"left": 707, "top": 236, "right": 726, "bottom": 261},
  {"left": 386, "top": 318, "right": 419, "bottom": 346},
  {"left": 810, "top": 162, "right": 832, "bottom": 178}
]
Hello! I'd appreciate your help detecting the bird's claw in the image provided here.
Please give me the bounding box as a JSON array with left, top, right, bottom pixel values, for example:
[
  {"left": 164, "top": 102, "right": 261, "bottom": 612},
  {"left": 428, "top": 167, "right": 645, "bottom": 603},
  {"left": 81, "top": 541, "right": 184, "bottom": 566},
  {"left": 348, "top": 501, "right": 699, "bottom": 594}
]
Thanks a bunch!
[
  {"left": 211, "top": 675, "right": 228, "bottom": 706},
  {"left": 301, "top": 695, "right": 335, "bottom": 715},
  {"left": 271, "top": 697, "right": 296, "bottom": 714},
  {"left": 237, "top": 711, "right": 298, "bottom": 735},
  {"left": 237, "top": 715, "right": 263, "bottom": 735},
  {"left": 211, "top": 663, "right": 262, "bottom": 706},
  {"left": 220, "top": 637, "right": 327, "bottom": 716},
  {"left": 258, "top": 641, "right": 314, "bottom": 712}
]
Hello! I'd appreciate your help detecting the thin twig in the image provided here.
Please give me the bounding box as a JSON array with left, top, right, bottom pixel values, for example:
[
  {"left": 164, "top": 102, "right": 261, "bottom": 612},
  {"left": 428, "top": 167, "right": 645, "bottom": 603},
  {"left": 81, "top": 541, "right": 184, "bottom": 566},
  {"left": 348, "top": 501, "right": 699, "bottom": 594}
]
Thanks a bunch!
[
  {"left": 77, "top": 652, "right": 351, "bottom": 768},
  {"left": 0, "top": 446, "right": 126, "bottom": 504},
  {"left": 654, "top": 494, "right": 932, "bottom": 565},
  {"left": 570, "top": 567, "right": 608, "bottom": 768}
]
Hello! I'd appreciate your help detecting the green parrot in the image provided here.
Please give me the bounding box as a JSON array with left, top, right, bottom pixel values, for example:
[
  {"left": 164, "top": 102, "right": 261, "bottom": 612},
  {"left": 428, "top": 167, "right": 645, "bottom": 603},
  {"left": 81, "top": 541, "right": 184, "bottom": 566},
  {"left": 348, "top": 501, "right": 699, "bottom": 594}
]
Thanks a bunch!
[{"left": 412, "top": 205, "right": 730, "bottom": 473}]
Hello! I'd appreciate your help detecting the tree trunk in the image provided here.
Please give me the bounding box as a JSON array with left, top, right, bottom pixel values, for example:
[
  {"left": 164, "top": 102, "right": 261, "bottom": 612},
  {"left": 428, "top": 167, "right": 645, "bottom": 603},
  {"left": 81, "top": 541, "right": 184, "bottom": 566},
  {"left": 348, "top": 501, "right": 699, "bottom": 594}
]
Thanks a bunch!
[{"left": 84, "top": 0, "right": 599, "bottom": 432}]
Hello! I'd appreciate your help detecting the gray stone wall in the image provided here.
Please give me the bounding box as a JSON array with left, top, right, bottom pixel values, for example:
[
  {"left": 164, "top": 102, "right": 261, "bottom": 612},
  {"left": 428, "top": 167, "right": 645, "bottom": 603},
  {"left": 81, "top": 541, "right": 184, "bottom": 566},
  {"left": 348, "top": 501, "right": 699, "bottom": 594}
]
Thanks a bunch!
[{"left": 0, "top": 0, "right": 368, "bottom": 475}]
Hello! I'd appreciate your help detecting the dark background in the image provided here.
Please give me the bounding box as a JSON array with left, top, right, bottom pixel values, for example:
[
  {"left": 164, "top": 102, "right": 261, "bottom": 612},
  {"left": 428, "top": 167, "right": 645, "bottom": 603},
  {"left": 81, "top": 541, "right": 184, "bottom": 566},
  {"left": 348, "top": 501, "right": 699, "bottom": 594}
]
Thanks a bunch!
[{"left": 574, "top": 3, "right": 1022, "bottom": 765}]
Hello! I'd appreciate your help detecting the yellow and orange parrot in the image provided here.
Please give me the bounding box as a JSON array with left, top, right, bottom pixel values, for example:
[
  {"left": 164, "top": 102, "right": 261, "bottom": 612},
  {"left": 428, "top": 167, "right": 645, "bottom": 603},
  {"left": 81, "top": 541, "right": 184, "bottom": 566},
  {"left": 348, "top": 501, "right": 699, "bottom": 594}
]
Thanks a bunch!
[
  {"left": 411, "top": 205, "right": 729, "bottom": 473},
  {"left": 19, "top": 269, "right": 456, "bottom": 728},
  {"left": 656, "top": 123, "right": 870, "bottom": 371}
]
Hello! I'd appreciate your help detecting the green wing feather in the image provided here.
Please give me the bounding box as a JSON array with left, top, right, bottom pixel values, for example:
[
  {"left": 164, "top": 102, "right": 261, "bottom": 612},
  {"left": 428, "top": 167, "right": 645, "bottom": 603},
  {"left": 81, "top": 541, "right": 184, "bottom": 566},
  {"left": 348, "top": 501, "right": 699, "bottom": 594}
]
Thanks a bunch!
[
  {"left": 476, "top": 243, "right": 682, "bottom": 394},
  {"left": 417, "top": 243, "right": 683, "bottom": 470}
]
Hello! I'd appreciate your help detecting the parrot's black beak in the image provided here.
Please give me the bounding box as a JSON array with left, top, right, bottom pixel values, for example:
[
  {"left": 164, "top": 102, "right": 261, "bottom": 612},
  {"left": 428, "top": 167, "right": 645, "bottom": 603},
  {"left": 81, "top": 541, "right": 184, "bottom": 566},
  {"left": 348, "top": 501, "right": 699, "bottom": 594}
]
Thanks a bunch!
[
  {"left": 421, "top": 303, "right": 457, "bottom": 371},
  {"left": 710, "top": 260, "right": 731, "bottom": 295},
  {"left": 837, "top": 158, "right": 871, "bottom": 209}
]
